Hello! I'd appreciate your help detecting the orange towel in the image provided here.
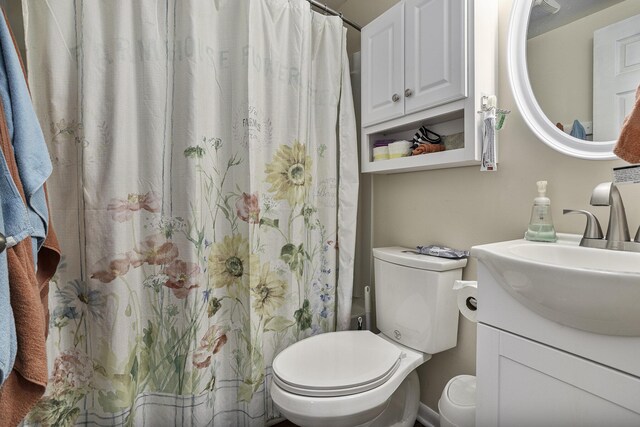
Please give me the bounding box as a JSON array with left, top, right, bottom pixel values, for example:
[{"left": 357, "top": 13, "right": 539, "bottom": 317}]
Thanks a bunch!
[{"left": 614, "top": 85, "right": 640, "bottom": 163}]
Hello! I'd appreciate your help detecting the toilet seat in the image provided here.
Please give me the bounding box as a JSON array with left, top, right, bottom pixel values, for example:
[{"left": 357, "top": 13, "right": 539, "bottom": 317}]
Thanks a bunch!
[{"left": 272, "top": 331, "right": 403, "bottom": 397}]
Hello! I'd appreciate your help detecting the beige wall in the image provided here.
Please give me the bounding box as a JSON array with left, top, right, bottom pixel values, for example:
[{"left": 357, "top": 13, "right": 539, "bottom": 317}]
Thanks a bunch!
[
  {"left": 527, "top": 0, "right": 640, "bottom": 129},
  {"left": 340, "top": 0, "right": 640, "bottom": 410}
]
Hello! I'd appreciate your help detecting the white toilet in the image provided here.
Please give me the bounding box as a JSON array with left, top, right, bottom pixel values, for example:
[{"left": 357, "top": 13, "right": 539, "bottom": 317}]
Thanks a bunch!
[{"left": 270, "top": 247, "right": 467, "bottom": 427}]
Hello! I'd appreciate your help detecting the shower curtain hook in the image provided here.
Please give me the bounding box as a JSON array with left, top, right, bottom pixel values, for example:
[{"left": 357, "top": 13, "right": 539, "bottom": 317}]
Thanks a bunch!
[{"left": 324, "top": 3, "right": 328, "bottom": 15}]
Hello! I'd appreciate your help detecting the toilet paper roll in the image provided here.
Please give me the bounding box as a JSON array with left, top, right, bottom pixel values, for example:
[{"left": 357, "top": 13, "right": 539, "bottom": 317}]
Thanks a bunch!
[{"left": 453, "top": 280, "right": 478, "bottom": 323}]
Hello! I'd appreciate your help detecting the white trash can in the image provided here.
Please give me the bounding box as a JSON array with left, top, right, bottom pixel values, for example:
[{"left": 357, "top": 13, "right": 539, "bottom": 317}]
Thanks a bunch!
[{"left": 438, "top": 375, "right": 476, "bottom": 427}]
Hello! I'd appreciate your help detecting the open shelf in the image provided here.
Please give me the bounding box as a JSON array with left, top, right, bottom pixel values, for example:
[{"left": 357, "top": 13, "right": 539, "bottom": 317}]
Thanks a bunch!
[{"left": 361, "top": 99, "right": 483, "bottom": 174}]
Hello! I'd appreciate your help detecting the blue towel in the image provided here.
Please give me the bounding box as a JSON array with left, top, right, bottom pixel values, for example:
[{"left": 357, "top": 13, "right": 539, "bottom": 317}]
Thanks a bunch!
[
  {"left": 0, "top": 140, "right": 30, "bottom": 382},
  {"left": 570, "top": 119, "right": 587, "bottom": 140},
  {"left": 0, "top": 13, "right": 52, "bottom": 263},
  {"left": 0, "top": 149, "right": 21, "bottom": 385},
  {"left": 0, "top": 201, "right": 16, "bottom": 386}
]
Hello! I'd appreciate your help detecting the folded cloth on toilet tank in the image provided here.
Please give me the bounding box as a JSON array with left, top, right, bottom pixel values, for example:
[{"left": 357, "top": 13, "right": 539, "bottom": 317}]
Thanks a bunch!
[{"left": 415, "top": 245, "right": 469, "bottom": 259}]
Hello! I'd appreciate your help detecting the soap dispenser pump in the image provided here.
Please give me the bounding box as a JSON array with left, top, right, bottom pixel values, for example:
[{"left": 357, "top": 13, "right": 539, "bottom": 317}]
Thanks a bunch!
[{"left": 525, "top": 180, "right": 557, "bottom": 242}]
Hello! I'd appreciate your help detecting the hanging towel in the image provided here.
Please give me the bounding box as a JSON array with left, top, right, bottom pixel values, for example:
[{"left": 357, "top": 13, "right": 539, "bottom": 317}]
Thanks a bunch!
[
  {"left": 0, "top": 9, "right": 60, "bottom": 426},
  {"left": 0, "top": 6, "right": 46, "bottom": 389},
  {"left": 570, "top": 119, "right": 586, "bottom": 140},
  {"left": 0, "top": 89, "right": 45, "bottom": 427},
  {"left": 0, "top": 100, "right": 33, "bottom": 385},
  {"left": 0, "top": 82, "right": 60, "bottom": 427},
  {"left": 614, "top": 85, "right": 640, "bottom": 164},
  {"left": 0, "top": 10, "right": 52, "bottom": 263}
]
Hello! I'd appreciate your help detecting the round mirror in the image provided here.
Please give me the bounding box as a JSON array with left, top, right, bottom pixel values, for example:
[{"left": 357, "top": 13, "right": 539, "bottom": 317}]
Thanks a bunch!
[{"left": 508, "top": 0, "right": 640, "bottom": 159}]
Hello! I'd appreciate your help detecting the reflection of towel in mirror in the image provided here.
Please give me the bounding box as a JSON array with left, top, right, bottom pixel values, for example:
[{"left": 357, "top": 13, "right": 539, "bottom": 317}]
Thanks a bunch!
[
  {"left": 570, "top": 120, "right": 586, "bottom": 140},
  {"left": 614, "top": 85, "right": 640, "bottom": 164}
]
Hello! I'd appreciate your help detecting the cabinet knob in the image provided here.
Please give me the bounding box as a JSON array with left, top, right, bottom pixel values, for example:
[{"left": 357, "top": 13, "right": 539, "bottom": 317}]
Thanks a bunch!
[
  {"left": 404, "top": 88, "right": 413, "bottom": 97},
  {"left": 391, "top": 93, "right": 400, "bottom": 103}
]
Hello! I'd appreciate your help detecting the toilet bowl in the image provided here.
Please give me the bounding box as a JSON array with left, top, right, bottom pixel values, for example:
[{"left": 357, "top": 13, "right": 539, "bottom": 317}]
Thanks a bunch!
[
  {"left": 270, "top": 247, "right": 466, "bottom": 427},
  {"left": 270, "top": 331, "right": 430, "bottom": 427}
]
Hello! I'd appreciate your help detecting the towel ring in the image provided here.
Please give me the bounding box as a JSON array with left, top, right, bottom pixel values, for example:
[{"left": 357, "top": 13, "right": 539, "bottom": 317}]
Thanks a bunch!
[{"left": 0, "top": 232, "right": 5, "bottom": 254}]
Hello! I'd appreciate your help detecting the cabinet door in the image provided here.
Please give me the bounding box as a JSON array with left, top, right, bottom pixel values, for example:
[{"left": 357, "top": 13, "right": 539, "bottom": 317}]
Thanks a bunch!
[
  {"left": 404, "top": 0, "right": 467, "bottom": 114},
  {"left": 477, "top": 325, "right": 640, "bottom": 427},
  {"left": 361, "top": 1, "right": 404, "bottom": 127}
]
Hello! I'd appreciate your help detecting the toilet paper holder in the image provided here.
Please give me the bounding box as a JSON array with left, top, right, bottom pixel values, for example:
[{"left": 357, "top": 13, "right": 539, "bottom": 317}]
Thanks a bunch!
[
  {"left": 454, "top": 280, "right": 478, "bottom": 312},
  {"left": 465, "top": 296, "right": 477, "bottom": 311}
]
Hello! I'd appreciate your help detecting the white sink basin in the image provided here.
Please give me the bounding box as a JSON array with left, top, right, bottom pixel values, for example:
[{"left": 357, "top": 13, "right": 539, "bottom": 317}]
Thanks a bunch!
[{"left": 472, "top": 234, "right": 640, "bottom": 336}]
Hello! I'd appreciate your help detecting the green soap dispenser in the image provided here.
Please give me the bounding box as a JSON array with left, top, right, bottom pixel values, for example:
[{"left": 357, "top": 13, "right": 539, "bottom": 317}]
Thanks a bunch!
[{"left": 525, "top": 180, "right": 557, "bottom": 242}]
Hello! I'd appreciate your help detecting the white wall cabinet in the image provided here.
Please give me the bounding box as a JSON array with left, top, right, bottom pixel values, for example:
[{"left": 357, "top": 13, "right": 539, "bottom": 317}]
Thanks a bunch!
[
  {"left": 360, "top": 0, "right": 497, "bottom": 174},
  {"left": 362, "top": 0, "right": 466, "bottom": 127}
]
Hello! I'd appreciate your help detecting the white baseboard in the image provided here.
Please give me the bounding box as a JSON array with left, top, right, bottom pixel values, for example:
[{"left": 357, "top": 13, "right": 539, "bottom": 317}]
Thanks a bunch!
[{"left": 416, "top": 402, "right": 440, "bottom": 427}]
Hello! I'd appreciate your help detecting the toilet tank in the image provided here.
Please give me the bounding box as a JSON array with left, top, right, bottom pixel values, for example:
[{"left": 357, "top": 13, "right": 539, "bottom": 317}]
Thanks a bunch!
[{"left": 372, "top": 247, "right": 467, "bottom": 354}]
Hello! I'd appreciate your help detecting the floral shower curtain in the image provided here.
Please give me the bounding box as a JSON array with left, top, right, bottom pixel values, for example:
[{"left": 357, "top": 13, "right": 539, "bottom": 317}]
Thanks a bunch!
[{"left": 22, "top": 0, "right": 358, "bottom": 425}]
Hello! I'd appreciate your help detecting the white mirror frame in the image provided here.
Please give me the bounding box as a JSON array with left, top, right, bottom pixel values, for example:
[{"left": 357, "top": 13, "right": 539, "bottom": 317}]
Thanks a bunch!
[{"left": 508, "top": 0, "right": 617, "bottom": 160}]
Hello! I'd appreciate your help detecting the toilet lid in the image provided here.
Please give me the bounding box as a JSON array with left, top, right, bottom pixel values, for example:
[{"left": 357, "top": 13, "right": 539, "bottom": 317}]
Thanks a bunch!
[{"left": 272, "top": 330, "right": 403, "bottom": 397}]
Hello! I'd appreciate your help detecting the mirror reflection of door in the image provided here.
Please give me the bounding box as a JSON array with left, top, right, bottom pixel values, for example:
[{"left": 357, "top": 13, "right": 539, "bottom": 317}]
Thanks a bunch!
[
  {"left": 526, "top": 0, "right": 640, "bottom": 143},
  {"left": 593, "top": 13, "right": 640, "bottom": 141}
]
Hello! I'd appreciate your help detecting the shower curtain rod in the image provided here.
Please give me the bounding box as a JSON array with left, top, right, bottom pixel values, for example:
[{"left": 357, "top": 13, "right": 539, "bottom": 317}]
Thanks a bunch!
[{"left": 305, "top": 0, "right": 362, "bottom": 31}]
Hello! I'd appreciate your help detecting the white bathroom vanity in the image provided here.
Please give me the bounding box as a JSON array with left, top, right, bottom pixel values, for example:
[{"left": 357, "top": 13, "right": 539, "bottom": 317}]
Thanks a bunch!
[{"left": 473, "top": 236, "right": 640, "bottom": 426}]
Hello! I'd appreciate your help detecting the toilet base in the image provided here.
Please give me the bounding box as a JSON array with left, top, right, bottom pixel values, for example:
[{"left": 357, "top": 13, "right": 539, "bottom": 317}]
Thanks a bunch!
[
  {"left": 276, "top": 370, "right": 421, "bottom": 427},
  {"left": 280, "top": 400, "right": 388, "bottom": 427},
  {"left": 368, "top": 370, "right": 420, "bottom": 427}
]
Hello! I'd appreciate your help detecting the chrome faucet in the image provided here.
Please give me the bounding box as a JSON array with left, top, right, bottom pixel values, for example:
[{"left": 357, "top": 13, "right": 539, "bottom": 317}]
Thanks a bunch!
[
  {"left": 564, "top": 182, "right": 640, "bottom": 252},
  {"left": 590, "top": 182, "right": 630, "bottom": 250}
]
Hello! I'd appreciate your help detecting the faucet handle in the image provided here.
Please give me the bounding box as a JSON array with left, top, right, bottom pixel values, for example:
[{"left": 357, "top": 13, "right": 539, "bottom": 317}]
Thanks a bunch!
[{"left": 563, "top": 209, "right": 604, "bottom": 240}]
